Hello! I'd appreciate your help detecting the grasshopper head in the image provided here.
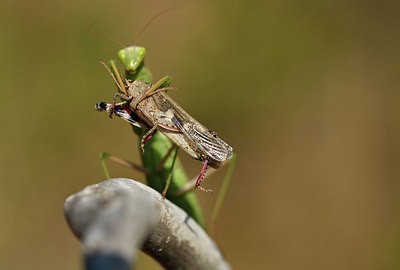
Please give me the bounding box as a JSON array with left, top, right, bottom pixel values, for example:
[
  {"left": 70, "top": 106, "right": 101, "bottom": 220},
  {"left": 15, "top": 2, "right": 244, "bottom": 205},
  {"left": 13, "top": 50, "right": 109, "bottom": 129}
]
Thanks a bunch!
[
  {"left": 94, "top": 102, "right": 108, "bottom": 112},
  {"left": 94, "top": 101, "right": 146, "bottom": 128},
  {"left": 117, "top": 46, "right": 146, "bottom": 73}
]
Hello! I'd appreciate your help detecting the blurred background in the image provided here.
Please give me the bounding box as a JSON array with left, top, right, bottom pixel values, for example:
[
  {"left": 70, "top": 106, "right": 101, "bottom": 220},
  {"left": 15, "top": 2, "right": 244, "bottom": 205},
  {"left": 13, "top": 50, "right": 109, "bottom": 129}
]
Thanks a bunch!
[{"left": 1, "top": 0, "right": 399, "bottom": 269}]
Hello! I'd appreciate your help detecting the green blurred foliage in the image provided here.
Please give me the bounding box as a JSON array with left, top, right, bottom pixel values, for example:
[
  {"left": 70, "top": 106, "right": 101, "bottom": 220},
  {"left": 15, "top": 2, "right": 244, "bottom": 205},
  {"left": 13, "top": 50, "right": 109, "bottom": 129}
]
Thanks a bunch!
[{"left": 0, "top": 0, "right": 399, "bottom": 269}]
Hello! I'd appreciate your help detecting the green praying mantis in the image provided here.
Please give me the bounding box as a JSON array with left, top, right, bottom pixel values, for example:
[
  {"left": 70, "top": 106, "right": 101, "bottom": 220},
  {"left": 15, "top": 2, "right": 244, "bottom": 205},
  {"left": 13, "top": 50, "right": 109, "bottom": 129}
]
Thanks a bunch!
[{"left": 93, "top": 11, "right": 236, "bottom": 229}]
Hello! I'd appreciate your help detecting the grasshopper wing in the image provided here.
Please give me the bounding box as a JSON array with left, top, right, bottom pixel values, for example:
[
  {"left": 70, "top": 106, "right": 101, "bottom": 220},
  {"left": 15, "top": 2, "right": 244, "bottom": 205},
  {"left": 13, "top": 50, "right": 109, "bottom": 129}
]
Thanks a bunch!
[
  {"left": 153, "top": 92, "right": 233, "bottom": 168},
  {"left": 172, "top": 116, "right": 233, "bottom": 167}
]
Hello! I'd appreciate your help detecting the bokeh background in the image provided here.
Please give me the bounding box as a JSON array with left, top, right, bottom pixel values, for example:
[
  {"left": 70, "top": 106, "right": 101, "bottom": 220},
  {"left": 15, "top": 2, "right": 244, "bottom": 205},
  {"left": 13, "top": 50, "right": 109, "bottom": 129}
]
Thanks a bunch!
[{"left": 1, "top": 0, "right": 399, "bottom": 269}]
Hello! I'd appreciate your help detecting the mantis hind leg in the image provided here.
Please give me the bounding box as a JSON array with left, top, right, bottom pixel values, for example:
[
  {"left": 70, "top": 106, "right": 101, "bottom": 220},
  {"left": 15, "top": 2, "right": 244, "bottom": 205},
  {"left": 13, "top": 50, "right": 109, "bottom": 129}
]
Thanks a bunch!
[
  {"left": 211, "top": 153, "right": 237, "bottom": 222},
  {"left": 209, "top": 153, "right": 237, "bottom": 238},
  {"left": 161, "top": 146, "right": 179, "bottom": 198},
  {"left": 177, "top": 153, "right": 237, "bottom": 195},
  {"left": 175, "top": 153, "right": 237, "bottom": 233},
  {"left": 98, "top": 144, "right": 178, "bottom": 178},
  {"left": 99, "top": 152, "right": 150, "bottom": 179}
]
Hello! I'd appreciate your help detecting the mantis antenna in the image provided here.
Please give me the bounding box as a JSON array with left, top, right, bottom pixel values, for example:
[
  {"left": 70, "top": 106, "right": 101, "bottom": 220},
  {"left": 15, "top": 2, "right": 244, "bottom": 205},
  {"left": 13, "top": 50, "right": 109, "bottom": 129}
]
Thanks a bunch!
[
  {"left": 88, "top": 23, "right": 126, "bottom": 48},
  {"left": 89, "top": 7, "right": 180, "bottom": 47},
  {"left": 132, "top": 7, "right": 180, "bottom": 46}
]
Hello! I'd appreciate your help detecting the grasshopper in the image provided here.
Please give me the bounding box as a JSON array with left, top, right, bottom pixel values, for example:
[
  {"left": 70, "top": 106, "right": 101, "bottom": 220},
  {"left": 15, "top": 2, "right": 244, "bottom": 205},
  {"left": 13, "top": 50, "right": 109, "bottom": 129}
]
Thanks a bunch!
[
  {"left": 93, "top": 9, "right": 236, "bottom": 229},
  {"left": 96, "top": 72, "right": 233, "bottom": 191},
  {"left": 96, "top": 100, "right": 236, "bottom": 234},
  {"left": 96, "top": 59, "right": 208, "bottom": 226},
  {"left": 91, "top": 9, "right": 207, "bottom": 227}
]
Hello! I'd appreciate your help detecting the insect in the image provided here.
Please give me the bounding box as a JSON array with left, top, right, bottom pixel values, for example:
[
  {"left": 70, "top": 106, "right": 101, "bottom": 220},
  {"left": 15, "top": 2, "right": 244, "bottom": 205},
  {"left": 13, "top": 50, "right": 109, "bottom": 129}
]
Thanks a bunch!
[
  {"left": 90, "top": 8, "right": 208, "bottom": 227},
  {"left": 92, "top": 9, "right": 235, "bottom": 229},
  {"left": 96, "top": 70, "right": 233, "bottom": 191},
  {"left": 96, "top": 98, "right": 237, "bottom": 235}
]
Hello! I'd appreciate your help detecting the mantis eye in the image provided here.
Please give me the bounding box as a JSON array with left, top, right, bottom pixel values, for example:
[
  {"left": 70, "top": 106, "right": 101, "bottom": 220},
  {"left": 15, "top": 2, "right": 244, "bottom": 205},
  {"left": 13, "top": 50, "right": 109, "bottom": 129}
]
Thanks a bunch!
[{"left": 117, "top": 46, "right": 146, "bottom": 72}]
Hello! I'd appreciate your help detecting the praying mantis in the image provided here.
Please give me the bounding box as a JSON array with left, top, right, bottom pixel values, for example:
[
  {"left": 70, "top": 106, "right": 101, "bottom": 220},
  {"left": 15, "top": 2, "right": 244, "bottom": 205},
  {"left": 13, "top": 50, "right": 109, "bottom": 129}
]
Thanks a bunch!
[{"left": 94, "top": 11, "right": 236, "bottom": 229}]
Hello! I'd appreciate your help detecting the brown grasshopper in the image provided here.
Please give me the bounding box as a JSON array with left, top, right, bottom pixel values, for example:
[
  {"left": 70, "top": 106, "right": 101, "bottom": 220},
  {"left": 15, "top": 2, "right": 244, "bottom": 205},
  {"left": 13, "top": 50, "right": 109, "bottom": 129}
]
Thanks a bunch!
[{"left": 95, "top": 65, "right": 233, "bottom": 191}]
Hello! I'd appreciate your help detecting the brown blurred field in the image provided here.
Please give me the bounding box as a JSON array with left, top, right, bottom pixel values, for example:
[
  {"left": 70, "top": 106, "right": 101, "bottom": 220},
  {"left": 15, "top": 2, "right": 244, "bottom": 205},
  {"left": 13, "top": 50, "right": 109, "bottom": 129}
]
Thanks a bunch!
[{"left": 1, "top": 0, "right": 399, "bottom": 269}]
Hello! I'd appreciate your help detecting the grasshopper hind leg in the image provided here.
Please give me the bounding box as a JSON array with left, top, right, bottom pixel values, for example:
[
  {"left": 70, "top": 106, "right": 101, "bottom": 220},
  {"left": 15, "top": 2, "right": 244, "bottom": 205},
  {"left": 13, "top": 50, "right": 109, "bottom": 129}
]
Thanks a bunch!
[{"left": 194, "top": 159, "right": 213, "bottom": 193}]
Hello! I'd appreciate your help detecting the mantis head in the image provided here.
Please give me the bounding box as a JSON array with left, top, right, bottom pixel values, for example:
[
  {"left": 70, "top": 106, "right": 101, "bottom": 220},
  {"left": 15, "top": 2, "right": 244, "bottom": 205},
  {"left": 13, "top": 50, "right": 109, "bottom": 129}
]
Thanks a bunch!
[{"left": 117, "top": 46, "right": 146, "bottom": 73}]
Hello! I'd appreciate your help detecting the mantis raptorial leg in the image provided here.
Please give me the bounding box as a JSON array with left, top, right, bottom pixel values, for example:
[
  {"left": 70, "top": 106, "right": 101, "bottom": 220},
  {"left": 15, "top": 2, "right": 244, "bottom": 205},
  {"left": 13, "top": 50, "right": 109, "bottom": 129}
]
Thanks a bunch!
[
  {"left": 110, "top": 55, "right": 237, "bottom": 231},
  {"left": 99, "top": 57, "right": 205, "bottom": 228},
  {"left": 95, "top": 10, "right": 236, "bottom": 230}
]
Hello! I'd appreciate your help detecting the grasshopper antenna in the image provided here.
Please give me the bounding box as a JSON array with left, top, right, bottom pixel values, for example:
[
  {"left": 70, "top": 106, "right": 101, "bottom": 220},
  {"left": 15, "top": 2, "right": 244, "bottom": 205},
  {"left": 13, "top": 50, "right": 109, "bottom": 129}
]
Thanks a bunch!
[
  {"left": 88, "top": 23, "right": 126, "bottom": 48},
  {"left": 133, "top": 7, "right": 180, "bottom": 46}
]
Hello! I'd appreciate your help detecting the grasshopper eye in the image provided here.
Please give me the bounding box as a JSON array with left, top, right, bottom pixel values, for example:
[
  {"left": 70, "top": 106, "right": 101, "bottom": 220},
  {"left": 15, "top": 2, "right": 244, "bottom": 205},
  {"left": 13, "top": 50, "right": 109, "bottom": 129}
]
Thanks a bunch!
[{"left": 95, "top": 102, "right": 108, "bottom": 111}]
